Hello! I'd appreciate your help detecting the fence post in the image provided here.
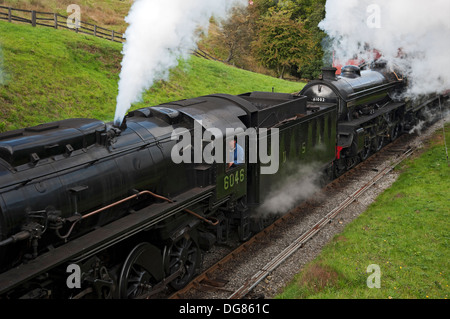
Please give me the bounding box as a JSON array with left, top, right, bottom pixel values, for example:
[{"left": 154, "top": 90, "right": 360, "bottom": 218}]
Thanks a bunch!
[
  {"left": 31, "top": 10, "right": 36, "bottom": 27},
  {"left": 3, "top": 5, "right": 123, "bottom": 44}
]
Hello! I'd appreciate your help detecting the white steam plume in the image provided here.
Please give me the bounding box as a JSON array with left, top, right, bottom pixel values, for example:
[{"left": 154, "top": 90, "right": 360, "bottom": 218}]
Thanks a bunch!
[
  {"left": 319, "top": 0, "right": 450, "bottom": 98},
  {"left": 114, "top": 0, "right": 248, "bottom": 126},
  {"left": 258, "top": 164, "right": 324, "bottom": 216},
  {"left": 409, "top": 97, "right": 450, "bottom": 135}
]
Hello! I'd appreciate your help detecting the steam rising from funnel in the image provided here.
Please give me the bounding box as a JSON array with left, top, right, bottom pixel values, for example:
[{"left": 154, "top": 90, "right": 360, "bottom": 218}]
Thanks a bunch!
[
  {"left": 114, "top": 0, "right": 247, "bottom": 126},
  {"left": 319, "top": 0, "right": 450, "bottom": 98}
]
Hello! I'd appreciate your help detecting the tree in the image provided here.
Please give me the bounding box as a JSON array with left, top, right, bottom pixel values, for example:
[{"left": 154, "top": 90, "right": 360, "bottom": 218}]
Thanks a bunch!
[
  {"left": 204, "top": 7, "right": 255, "bottom": 64},
  {"left": 198, "top": 2, "right": 268, "bottom": 73},
  {"left": 270, "top": 0, "right": 327, "bottom": 79},
  {"left": 252, "top": 9, "right": 313, "bottom": 79},
  {"left": 293, "top": 0, "right": 327, "bottom": 79},
  {"left": 198, "top": 0, "right": 327, "bottom": 79}
]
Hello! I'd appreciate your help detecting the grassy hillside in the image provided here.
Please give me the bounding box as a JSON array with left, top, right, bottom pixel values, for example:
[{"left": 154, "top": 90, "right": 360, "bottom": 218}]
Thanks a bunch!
[
  {"left": 276, "top": 123, "right": 450, "bottom": 299},
  {"left": 0, "top": 0, "right": 131, "bottom": 33},
  {"left": 0, "top": 21, "right": 304, "bottom": 132}
]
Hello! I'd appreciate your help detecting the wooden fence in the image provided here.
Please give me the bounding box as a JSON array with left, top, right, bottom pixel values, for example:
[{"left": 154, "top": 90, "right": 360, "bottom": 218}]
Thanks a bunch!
[
  {"left": 0, "top": 5, "right": 221, "bottom": 61},
  {"left": 191, "top": 48, "right": 219, "bottom": 61},
  {"left": 0, "top": 5, "right": 125, "bottom": 43}
]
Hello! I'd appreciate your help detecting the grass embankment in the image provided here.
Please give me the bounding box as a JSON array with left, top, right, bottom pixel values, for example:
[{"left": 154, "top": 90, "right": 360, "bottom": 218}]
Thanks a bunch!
[
  {"left": 277, "top": 123, "right": 450, "bottom": 299},
  {"left": 0, "top": 21, "right": 303, "bottom": 132},
  {"left": 0, "top": 0, "right": 131, "bottom": 33}
]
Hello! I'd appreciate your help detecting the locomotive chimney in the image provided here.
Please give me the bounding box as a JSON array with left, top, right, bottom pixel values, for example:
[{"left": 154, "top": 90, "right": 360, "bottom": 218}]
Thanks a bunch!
[
  {"left": 112, "top": 117, "right": 127, "bottom": 131},
  {"left": 321, "top": 67, "right": 337, "bottom": 81},
  {"left": 119, "top": 117, "right": 128, "bottom": 131},
  {"left": 104, "top": 118, "right": 126, "bottom": 143}
]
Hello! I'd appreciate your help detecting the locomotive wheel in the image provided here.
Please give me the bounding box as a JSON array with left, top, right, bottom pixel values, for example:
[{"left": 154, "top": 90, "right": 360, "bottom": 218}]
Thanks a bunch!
[
  {"left": 118, "top": 242, "right": 159, "bottom": 299},
  {"left": 371, "top": 136, "right": 384, "bottom": 152},
  {"left": 333, "top": 159, "right": 347, "bottom": 178},
  {"left": 359, "top": 136, "right": 371, "bottom": 161},
  {"left": 359, "top": 146, "right": 371, "bottom": 161},
  {"left": 389, "top": 124, "right": 400, "bottom": 141},
  {"left": 165, "top": 234, "right": 201, "bottom": 290}
]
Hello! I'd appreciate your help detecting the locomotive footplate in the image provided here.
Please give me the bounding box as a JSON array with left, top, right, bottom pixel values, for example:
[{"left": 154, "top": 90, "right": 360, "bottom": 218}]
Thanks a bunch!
[
  {"left": 339, "top": 102, "right": 405, "bottom": 129},
  {"left": 0, "top": 186, "right": 215, "bottom": 296},
  {"left": 337, "top": 101, "right": 405, "bottom": 149}
]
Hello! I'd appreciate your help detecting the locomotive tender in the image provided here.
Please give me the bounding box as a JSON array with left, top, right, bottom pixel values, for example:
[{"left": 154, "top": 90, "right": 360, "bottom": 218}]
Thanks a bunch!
[{"left": 0, "top": 63, "right": 446, "bottom": 298}]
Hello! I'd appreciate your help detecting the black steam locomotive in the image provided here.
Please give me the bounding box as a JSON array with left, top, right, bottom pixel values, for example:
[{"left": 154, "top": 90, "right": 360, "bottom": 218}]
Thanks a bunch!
[{"left": 0, "top": 63, "right": 446, "bottom": 299}]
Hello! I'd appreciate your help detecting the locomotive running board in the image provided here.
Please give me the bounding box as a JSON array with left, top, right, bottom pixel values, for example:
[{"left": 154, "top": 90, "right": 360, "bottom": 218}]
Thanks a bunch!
[
  {"left": 339, "top": 102, "right": 405, "bottom": 129},
  {"left": 0, "top": 186, "right": 215, "bottom": 296}
]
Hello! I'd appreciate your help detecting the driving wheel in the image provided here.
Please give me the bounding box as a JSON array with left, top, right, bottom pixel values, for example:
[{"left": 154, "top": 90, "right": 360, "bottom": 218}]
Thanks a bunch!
[
  {"left": 165, "top": 234, "right": 201, "bottom": 290},
  {"left": 118, "top": 242, "right": 158, "bottom": 299}
]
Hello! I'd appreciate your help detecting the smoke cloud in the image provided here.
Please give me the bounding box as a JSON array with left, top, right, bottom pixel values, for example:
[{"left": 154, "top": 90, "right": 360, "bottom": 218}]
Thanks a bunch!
[
  {"left": 114, "top": 0, "right": 248, "bottom": 126},
  {"left": 319, "top": 0, "right": 450, "bottom": 98},
  {"left": 257, "top": 163, "right": 324, "bottom": 216},
  {"left": 409, "top": 97, "right": 450, "bottom": 135}
]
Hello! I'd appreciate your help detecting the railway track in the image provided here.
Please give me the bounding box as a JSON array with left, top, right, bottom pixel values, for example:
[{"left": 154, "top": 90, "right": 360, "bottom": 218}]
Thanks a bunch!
[
  {"left": 228, "top": 147, "right": 413, "bottom": 299},
  {"left": 165, "top": 120, "right": 442, "bottom": 300}
]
